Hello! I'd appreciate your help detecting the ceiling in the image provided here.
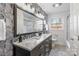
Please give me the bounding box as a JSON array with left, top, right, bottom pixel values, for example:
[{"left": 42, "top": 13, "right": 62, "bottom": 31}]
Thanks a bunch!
[{"left": 38, "top": 3, "right": 70, "bottom": 16}]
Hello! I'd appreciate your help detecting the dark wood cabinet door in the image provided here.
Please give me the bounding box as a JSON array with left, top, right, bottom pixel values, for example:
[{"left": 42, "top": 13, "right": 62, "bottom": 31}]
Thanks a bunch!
[{"left": 13, "top": 35, "right": 52, "bottom": 56}]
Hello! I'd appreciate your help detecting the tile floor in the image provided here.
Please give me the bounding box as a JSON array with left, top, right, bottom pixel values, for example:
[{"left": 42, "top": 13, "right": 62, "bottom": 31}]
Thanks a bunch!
[{"left": 49, "top": 40, "right": 79, "bottom": 56}]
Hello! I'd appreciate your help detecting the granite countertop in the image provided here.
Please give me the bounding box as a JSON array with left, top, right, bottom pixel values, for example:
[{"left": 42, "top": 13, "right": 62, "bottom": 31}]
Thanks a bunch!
[{"left": 13, "top": 33, "right": 52, "bottom": 51}]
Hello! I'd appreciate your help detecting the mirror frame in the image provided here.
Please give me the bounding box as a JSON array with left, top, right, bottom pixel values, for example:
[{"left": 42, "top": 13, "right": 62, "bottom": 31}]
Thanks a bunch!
[{"left": 13, "top": 4, "right": 44, "bottom": 37}]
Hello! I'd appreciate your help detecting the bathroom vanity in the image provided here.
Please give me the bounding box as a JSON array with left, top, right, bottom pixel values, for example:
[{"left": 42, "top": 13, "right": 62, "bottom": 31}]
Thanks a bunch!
[
  {"left": 13, "top": 4, "right": 51, "bottom": 56},
  {"left": 13, "top": 34, "right": 52, "bottom": 56}
]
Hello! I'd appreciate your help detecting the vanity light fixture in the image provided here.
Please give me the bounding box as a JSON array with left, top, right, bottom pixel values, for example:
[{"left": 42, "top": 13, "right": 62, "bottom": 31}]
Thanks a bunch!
[
  {"left": 25, "top": 3, "right": 35, "bottom": 13},
  {"left": 52, "top": 3, "right": 62, "bottom": 7}
]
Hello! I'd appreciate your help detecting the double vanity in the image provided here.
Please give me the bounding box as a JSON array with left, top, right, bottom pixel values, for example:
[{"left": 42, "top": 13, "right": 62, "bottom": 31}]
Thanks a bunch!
[
  {"left": 13, "top": 33, "right": 52, "bottom": 56},
  {"left": 13, "top": 4, "right": 52, "bottom": 56}
]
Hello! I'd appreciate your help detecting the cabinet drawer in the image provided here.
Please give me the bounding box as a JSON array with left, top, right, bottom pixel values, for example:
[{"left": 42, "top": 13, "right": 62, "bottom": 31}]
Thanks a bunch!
[{"left": 31, "top": 45, "right": 41, "bottom": 56}]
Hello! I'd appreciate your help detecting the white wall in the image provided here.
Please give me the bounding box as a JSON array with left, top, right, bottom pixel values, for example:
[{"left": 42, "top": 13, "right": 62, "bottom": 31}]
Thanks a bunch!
[
  {"left": 70, "top": 3, "right": 79, "bottom": 16},
  {"left": 70, "top": 3, "right": 79, "bottom": 39},
  {"left": 48, "top": 11, "right": 70, "bottom": 42}
]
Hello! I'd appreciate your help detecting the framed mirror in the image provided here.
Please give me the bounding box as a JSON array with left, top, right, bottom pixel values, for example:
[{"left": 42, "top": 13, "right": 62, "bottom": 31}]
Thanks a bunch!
[{"left": 14, "top": 4, "right": 43, "bottom": 36}]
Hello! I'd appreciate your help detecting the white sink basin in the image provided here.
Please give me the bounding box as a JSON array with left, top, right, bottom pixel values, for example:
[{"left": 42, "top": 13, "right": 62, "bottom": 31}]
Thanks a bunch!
[{"left": 31, "top": 36, "right": 41, "bottom": 40}]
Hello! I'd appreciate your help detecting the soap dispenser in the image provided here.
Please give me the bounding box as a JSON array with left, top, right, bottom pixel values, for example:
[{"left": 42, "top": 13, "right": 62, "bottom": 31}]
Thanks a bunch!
[{"left": 19, "top": 35, "right": 22, "bottom": 42}]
